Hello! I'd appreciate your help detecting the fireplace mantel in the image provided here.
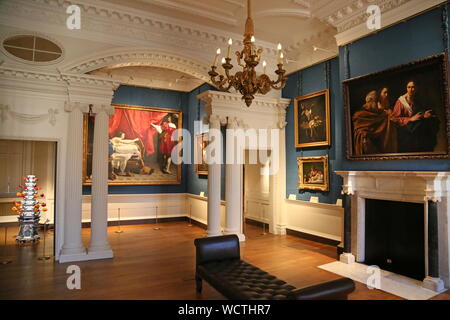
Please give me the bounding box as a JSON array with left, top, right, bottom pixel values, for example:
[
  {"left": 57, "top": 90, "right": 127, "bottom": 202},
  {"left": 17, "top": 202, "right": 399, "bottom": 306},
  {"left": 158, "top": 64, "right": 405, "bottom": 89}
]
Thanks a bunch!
[
  {"left": 335, "top": 170, "right": 450, "bottom": 292},
  {"left": 335, "top": 171, "right": 450, "bottom": 203}
]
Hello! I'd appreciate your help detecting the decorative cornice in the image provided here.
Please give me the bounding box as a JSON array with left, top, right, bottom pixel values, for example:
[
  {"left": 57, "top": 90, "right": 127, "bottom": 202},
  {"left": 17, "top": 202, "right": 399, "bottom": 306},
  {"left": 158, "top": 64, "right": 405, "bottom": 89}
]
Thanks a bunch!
[
  {"left": 0, "top": 0, "right": 279, "bottom": 57},
  {"left": 0, "top": 67, "right": 62, "bottom": 83},
  {"left": 60, "top": 73, "right": 121, "bottom": 89},
  {"left": 254, "top": 8, "right": 311, "bottom": 19},
  {"left": 0, "top": 65, "right": 120, "bottom": 89},
  {"left": 59, "top": 48, "right": 211, "bottom": 83},
  {"left": 326, "top": 0, "right": 447, "bottom": 46},
  {"left": 335, "top": 0, "right": 411, "bottom": 34},
  {"left": 292, "top": 0, "right": 311, "bottom": 9},
  {"left": 198, "top": 90, "right": 291, "bottom": 110},
  {"left": 198, "top": 90, "right": 290, "bottom": 130}
]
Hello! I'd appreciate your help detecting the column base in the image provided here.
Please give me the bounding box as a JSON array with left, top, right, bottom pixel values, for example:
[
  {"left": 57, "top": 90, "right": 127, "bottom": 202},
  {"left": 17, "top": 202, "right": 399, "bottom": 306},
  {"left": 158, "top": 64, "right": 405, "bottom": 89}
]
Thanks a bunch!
[
  {"left": 206, "top": 230, "right": 222, "bottom": 237},
  {"left": 223, "top": 231, "right": 246, "bottom": 242},
  {"left": 59, "top": 249, "right": 88, "bottom": 263},
  {"left": 339, "top": 252, "right": 356, "bottom": 264},
  {"left": 272, "top": 224, "right": 286, "bottom": 235},
  {"left": 423, "top": 276, "right": 446, "bottom": 293},
  {"left": 87, "top": 248, "right": 114, "bottom": 260}
]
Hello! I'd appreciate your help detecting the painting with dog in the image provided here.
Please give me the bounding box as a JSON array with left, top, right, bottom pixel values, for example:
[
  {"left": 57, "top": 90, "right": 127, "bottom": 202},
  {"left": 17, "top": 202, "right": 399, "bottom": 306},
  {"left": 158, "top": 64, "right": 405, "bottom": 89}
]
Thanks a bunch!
[{"left": 83, "top": 104, "right": 182, "bottom": 185}]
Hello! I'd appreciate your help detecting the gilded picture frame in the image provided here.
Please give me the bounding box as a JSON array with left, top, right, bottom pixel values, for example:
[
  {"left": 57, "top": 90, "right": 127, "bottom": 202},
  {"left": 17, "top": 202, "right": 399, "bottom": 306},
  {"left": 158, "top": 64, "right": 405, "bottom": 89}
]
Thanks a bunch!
[
  {"left": 343, "top": 53, "right": 450, "bottom": 161},
  {"left": 194, "top": 133, "right": 208, "bottom": 175},
  {"left": 297, "top": 156, "right": 329, "bottom": 192},
  {"left": 83, "top": 104, "right": 183, "bottom": 186},
  {"left": 294, "top": 89, "right": 331, "bottom": 148}
]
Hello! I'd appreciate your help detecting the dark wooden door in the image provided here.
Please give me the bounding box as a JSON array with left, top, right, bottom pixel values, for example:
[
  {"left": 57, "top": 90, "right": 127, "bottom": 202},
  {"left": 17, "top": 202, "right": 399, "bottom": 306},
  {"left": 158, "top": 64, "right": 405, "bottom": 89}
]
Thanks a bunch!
[{"left": 365, "top": 199, "right": 425, "bottom": 281}]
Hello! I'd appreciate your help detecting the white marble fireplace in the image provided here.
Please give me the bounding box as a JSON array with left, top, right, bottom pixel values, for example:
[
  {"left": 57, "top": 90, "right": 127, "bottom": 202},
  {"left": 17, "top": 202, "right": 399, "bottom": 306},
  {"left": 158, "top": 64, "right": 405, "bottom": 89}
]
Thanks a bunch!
[{"left": 336, "top": 171, "right": 450, "bottom": 292}]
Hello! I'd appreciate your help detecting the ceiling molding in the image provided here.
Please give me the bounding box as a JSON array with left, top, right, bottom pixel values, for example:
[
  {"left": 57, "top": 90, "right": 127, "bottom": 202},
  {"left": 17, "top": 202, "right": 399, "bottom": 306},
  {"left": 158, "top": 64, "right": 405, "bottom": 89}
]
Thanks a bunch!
[
  {"left": 0, "top": 0, "right": 280, "bottom": 59},
  {"left": 0, "top": 65, "right": 120, "bottom": 100},
  {"left": 138, "top": 0, "right": 239, "bottom": 26},
  {"left": 292, "top": 0, "right": 312, "bottom": 9},
  {"left": 224, "top": 0, "right": 245, "bottom": 7},
  {"left": 59, "top": 47, "right": 212, "bottom": 84},
  {"left": 317, "top": 0, "right": 447, "bottom": 46},
  {"left": 253, "top": 8, "right": 311, "bottom": 19}
]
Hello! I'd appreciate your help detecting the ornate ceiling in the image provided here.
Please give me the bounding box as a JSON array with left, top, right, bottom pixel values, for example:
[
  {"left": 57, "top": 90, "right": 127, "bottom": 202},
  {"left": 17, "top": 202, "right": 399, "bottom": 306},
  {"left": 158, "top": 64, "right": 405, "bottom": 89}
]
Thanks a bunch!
[{"left": 0, "top": 0, "right": 446, "bottom": 91}]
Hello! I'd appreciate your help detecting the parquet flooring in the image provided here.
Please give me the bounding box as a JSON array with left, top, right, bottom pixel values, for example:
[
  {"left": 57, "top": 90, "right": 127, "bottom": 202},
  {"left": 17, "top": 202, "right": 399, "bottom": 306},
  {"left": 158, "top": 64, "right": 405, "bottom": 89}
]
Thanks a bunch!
[{"left": 0, "top": 221, "right": 449, "bottom": 300}]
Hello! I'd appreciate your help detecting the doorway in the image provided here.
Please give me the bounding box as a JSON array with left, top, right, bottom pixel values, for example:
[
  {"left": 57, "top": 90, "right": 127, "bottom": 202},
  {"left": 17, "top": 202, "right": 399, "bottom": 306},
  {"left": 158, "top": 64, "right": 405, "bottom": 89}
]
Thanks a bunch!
[
  {"left": 0, "top": 139, "right": 57, "bottom": 261},
  {"left": 242, "top": 150, "right": 271, "bottom": 237}
]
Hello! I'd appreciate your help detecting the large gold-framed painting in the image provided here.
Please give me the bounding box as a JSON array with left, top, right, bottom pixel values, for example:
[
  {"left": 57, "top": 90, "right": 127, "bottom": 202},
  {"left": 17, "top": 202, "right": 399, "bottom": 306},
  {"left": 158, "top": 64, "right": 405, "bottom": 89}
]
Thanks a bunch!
[
  {"left": 83, "top": 104, "right": 182, "bottom": 185},
  {"left": 297, "top": 156, "right": 329, "bottom": 192},
  {"left": 294, "top": 89, "right": 331, "bottom": 148},
  {"left": 194, "top": 133, "right": 208, "bottom": 175},
  {"left": 343, "top": 53, "right": 450, "bottom": 160}
]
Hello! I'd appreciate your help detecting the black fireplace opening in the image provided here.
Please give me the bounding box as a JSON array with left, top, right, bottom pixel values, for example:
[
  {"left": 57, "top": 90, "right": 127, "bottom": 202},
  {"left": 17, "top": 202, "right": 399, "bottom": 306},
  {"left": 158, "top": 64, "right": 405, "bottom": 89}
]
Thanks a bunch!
[{"left": 365, "top": 199, "right": 425, "bottom": 281}]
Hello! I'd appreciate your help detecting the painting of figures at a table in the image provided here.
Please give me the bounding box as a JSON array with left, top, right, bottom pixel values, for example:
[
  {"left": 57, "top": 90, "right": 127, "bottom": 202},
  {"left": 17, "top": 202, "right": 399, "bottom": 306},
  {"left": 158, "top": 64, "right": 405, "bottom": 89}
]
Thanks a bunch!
[
  {"left": 83, "top": 104, "right": 182, "bottom": 185},
  {"left": 344, "top": 54, "right": 449, "bottom": 160}
]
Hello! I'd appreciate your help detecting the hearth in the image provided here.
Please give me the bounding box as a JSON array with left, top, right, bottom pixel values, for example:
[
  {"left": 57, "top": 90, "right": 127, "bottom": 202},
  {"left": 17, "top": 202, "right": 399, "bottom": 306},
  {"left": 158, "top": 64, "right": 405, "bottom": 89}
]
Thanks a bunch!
[{"left": 365, "top": 199, "right": 424, "bottom": 281}]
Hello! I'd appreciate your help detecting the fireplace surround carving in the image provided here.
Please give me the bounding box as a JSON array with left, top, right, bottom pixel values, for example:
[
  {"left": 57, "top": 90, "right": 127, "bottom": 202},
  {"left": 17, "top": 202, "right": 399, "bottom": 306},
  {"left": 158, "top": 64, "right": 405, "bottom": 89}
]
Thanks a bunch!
[{"left": 335, "top": 171, "right": 450, "bottom": 292}]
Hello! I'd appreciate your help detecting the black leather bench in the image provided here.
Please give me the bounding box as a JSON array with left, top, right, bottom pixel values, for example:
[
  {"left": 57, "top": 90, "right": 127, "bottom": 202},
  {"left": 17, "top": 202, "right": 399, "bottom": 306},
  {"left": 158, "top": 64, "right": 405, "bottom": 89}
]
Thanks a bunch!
[{"left": 194, "top": 234, "right": 355, "bottom": 300}]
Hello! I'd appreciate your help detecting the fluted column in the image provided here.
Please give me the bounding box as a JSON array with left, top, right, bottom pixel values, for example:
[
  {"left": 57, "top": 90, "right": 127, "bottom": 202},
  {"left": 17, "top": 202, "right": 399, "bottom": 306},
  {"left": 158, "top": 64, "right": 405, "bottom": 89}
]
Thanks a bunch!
[
  {"left": 224, "top": 118, "right": 245, "bottom": 241},
  {"left": 206, "top": 115, "right": 222, "bottom": 237},
  {"left": 59, "top": 102, "right": 87, "bottom": 263},
  {"left": 88, "top": 105, "right": 114, "bottom": 260}
]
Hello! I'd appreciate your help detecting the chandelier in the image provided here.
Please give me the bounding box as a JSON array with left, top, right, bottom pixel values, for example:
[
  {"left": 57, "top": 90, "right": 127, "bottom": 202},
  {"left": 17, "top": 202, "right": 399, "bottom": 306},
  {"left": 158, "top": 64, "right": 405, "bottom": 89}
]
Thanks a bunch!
[{"left": 208, "top": 0, "right": 288, "bottom": 107}]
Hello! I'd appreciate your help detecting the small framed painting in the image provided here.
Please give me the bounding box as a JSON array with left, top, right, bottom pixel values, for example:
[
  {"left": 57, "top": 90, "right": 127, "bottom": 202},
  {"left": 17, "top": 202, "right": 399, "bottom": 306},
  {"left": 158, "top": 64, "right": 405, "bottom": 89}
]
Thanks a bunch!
[
  {"left": 297, "top": 156, "right": 329, "bottom": 192},
  {"left": 194, "top": 133, "right": 208, "bottom": 175},
  {"left": 294, "top": 89, "right": 331, "bottom": 148}
]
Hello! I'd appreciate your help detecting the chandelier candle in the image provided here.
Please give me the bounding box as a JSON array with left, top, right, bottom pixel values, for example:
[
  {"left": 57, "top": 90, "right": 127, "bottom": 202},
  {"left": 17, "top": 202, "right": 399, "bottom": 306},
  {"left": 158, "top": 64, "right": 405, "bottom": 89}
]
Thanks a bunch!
[
  {"left": 208, "top": 0, "right": 287, "bottom": 107},
  {"left": 227, "top": 38, "right": 232, "bottom": 58},
  {"left": 213, "top": 48, "right": 221, "bottom": 67}
]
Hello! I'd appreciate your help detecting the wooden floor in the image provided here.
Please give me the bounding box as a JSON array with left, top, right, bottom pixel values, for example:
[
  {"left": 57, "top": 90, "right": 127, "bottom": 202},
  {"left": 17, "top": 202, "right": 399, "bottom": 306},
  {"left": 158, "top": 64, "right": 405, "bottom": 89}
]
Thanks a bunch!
[{"left": 0, "top": 221, "right": 449, "bottom": 300}]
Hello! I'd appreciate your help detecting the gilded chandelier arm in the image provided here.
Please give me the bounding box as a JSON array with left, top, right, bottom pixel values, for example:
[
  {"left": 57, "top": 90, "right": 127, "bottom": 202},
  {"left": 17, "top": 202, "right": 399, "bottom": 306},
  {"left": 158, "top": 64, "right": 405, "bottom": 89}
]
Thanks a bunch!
[
  {"left": 207, "top": 0, "right": 287, "bottom": 107},
  {"left": 269, "top": 64, "right": 287, "bottom": 90}
]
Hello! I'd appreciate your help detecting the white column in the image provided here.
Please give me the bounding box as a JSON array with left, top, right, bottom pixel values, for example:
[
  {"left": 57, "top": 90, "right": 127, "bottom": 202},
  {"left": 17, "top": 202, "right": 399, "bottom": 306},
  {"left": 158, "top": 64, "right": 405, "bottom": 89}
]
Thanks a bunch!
[
  {"left": 88, "top": 105, "right": 114, "bottom": 260},
  {"left": 206, "top": 115, "right": 222, "bottom": 237},
  {"left": 59, "top": 102, "right": 87, "bottom": 263},
  {"left": 224, "top": 118, "right": 245, "bottom": 241}
]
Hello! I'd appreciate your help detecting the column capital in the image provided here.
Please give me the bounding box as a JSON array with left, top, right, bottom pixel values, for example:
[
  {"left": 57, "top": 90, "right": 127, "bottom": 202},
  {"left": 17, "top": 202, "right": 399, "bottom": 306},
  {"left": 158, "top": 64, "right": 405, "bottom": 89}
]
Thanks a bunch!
[
  {"left": 92, "top": 104, "right": 115, "bottom": 116},
  {"left": 226, "top": 117, "right": 239, "bottom": 129},
  {"left": 209, "top": 114, "right": 222, "bottom": 129},
  {"left": 424, "top": 195, "right": 441, "bottom": 203},
  {"left": 341, "top": 187, "right": 355, "bottom": 196},
  {"left": 64, "top": 101, "right": 90, "bottom": 113}
]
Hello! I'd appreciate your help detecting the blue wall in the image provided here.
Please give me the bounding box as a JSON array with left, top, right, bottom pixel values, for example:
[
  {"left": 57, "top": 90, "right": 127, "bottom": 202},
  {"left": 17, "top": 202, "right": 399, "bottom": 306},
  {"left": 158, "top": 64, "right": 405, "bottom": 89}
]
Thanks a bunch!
[
  {"left": 185, "top": 83, "right": 225, "bottom": 200},
  {"left": 283, "top": 4, "right": 450, "bottom": 204},
  {"left": 83, "top": 85, "right": 188, "bottom": 195},
  {"left": 339, "top": 5, "right": 450, "bottom": 171},
  {"left": 283, "top": 58, "right": 342, "bottom": 204}
]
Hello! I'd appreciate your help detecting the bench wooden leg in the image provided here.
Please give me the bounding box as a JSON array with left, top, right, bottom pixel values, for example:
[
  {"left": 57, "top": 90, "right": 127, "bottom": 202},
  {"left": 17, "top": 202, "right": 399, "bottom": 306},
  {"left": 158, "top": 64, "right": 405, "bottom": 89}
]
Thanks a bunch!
[{"left": 195, "top": 275, "right": 202, "bottom": 293}]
